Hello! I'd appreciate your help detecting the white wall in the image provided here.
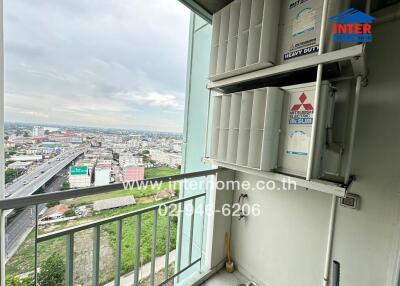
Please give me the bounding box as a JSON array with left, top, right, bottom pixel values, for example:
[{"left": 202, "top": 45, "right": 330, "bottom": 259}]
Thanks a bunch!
[{"left": 229, "top": 18, "right": 400, "bottom": 286}]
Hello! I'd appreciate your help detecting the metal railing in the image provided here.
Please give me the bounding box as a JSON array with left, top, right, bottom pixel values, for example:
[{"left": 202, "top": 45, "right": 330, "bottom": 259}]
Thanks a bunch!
[{"left": 0, "top": 168, "right": 228, "bottom": 286}]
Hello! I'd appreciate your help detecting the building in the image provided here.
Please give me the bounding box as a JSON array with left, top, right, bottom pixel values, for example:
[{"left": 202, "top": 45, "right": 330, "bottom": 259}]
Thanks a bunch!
[
  {"left": 111, "top": 143, "right": 127, "bottom": 154},
  {"left": 48, "top": 133, "right": 83, "bottom": 143},
  {"left": 32, "top": 126, "right": 45, "bottom": 137},
  {"left": 6, "top": 161, "right": 33, "bottom": 171},
  {"left": 149, "top": 149, "right": 181, "bottom": 167},
  {"left": 122, "top": 165, "right": 144, "bottom": 183},
  {"left": 93, "top": 196, "right": 136, "bottom": 211},
  {"left": 154, "top": 189, "right": 176, "bottom": 201},
  {"left": 9, "top": 137, "right": 35, "bottom": 144},
  {"left": 69, "top": 165, "right": 91, "bottom": 188},
  {"left": 94, "top": 164, "right": 111, "bottom": 186},
  {"left": 32, "top": 136, "right": 48, "bottom": 143},
  {"left": 9, "top": 155, "right": 43, "bottom": 162},
  {"left": 25, "top": 148, "right": 40, "bottom": 155},
  {"left": 172, "top": 143, "right": 182, "bottom": 152},
  {"left": 119, "top": 153, "right": 143, "bottom": 167},
  {"left": 41, "top": 204, "right": 69, "bottom": 221},
  {"left": 41, "top": 141, "right": 61, "bottom": 148},
  {"left": 127, "top": 135, "right": 141, "bottom": 148}
]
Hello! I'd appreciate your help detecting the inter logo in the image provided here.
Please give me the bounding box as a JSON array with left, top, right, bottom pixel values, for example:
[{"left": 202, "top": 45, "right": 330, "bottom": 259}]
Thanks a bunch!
[{"left": 329, "top": 8, "right": 375, "bottom": 43}]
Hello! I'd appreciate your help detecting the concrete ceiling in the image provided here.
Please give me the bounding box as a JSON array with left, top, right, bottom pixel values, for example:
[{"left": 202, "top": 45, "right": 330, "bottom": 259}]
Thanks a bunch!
[
  {"left": 184, "top": 0, "right": 399, "bottom": 15},
  {"left": 192, "top": 0, "right": 233, "bottom": 14}
]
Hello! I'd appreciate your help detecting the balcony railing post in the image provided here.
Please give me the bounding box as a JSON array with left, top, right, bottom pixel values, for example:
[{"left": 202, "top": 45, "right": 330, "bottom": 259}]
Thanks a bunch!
[
  {"left": 0, "top": 210, "right": 5, "bottom": 286},
  {"left": 199, "top": 180, "right": 207, "bottom": 273},
  {"left": 176, "top": 201, "right": 185, "bottom": 282},
  {"left": 134, "top": 214, "right": 142, "bottom": 286},
  {"left": 92, "top": 225, "right": 101, "bottom": 286},
  {"left": 188, "top": 198, "right": 196, "bottom": 265},
  {"left": 34, "top": 205, "right": 38, "bottom": 285},
  {"left": 66, "top": 233, "right": 74, "bottom": 286},
  {"left": 150, "top": 209, "right": 158, "bottom": 286},
  {"left": 164, "top": 206, "right": 171, "bottom": 281},
  {"left": 115, "top": 220, "right": 123, "bottom": 286}
]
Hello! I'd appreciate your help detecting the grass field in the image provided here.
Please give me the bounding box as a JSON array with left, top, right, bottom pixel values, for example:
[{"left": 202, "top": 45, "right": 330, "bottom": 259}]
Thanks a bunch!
[
  {"left": 64, "top": 182, "right": 178, "bottom": 206},
  {"left": 144, "top": 167, "right": 180, "bottom": 179},
  {"left": 61, "top": 167, "right": 180, "bottom": 207}
]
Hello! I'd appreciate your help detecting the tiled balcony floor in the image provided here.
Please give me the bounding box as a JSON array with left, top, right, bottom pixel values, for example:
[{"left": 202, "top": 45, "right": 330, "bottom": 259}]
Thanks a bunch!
[{"left": 201, "top": 269, "right": 250, "bottom": 286}]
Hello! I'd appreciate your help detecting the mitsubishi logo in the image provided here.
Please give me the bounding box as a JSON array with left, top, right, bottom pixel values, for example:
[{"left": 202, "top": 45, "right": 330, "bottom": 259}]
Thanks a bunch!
[{"left": 290, "top": 92, "right": 313, "bottom": 111}]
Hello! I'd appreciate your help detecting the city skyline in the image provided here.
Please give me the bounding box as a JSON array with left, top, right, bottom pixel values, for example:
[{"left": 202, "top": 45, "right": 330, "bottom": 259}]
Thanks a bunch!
[
  {"left": 5, "top": 120, "right": 184, "bottom": 135},
  {"left": 4, "top": 0, "right": 190, "bottom": 133}
]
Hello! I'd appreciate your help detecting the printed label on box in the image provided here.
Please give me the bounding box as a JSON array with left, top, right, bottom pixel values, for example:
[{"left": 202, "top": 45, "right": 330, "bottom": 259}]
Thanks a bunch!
[
  {"left": 287, "top": 130, "right": 309, "bottom": 155},
  {"left": 292, "top": 8, "right": 316, "bottom": 36},
  {"left": 288, "top": 92, "right": 314, "bottom": 125}
]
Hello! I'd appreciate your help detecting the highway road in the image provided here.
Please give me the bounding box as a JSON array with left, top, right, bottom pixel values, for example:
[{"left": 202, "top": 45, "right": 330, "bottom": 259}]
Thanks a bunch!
[
  {"left": 5, "top": 171, "right": 68, "bottom": 259},
  {"left": 5, "top": 147, "right": 86, "bottom": 199},
  {"left": 3, "top": 146, "right": 85, "bottom": 260}
]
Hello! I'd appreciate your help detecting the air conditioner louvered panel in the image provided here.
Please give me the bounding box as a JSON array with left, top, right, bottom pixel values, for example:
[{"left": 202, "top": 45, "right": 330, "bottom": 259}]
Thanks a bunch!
[
  {"left": 210, "top": 87, "right": 284, "bottom": 171},
  {"left": 209, "top": 0, "right": 280, "bottom": 81}
]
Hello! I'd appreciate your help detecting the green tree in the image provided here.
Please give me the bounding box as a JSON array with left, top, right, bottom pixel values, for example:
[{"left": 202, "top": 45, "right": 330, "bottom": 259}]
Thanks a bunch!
[
  {"left": 143, "top": 157, "right": 155, "bottom": 164},
  {"left": 113, "top": 152, "right": 119, "bottom": 162},
  {"left": 6, "top": 275, "right": 33, "bottom": 286},
  {"left": 64, "top": 209, "right": 75, "bottom": 217},
  {"left": 5, "top": 169, "right": 22, "bottom": 184},
  {"left": 46, "top": 201, "right": 59, "bottom": 208},
  {"left": 60, "top": 181, "right": 70, "bottom": 191},
  {"left": 37, "top": 253, "right": 65, "bottom": 286},
  {"left": 5, "top": 160, "right": 15, "bottom": 167}
]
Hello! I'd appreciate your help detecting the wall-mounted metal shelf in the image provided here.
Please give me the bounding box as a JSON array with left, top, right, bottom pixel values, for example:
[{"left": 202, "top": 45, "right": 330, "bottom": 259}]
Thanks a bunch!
[
  {"left": 204, "top": 158, "right": 348, "bottom": 197},
  {"left": 208, "top": 44, "right": 366, "bottom": 94}
]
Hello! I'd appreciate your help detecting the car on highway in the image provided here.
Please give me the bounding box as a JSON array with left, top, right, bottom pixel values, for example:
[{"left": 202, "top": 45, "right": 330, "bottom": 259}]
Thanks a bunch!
[{"left": 23, "top": 181, "right": 28, "bottom": 185}]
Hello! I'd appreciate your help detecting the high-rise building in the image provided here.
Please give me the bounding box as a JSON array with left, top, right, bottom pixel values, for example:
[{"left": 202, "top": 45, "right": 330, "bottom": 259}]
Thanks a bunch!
[{"left": 32, "top": 126, "right": 45, "bottom": 137}]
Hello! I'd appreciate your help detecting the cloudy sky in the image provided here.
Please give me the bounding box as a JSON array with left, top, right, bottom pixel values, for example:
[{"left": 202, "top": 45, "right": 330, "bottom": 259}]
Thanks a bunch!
[{"left": 4, "top": 0, "right": 190, "bottom": 132}]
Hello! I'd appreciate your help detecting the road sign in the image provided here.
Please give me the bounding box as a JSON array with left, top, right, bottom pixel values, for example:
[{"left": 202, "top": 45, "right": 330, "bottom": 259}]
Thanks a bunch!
[{"left": 70, "top": 166, "right": 88, "bottom": 175}]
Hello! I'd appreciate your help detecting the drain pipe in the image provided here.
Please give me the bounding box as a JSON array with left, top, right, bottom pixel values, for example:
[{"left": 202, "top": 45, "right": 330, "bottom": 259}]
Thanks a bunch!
[
  {"left": 323, "top": 195, "right": 338, "bottom": 286},
  {"left": 203, "top": 89, "right": 212, "bottom": 160},
  {"left": 344, "top": 76, "right": 362, "bottom": 185},
  {"left": 306, "top": 0, "right": 330, "bottom": 180},
  {"left": 342, "top": 0, "right": 369, "bottom": 185},
  {"left": 332, "top": 261, "right": 341, "bottom": 286}
]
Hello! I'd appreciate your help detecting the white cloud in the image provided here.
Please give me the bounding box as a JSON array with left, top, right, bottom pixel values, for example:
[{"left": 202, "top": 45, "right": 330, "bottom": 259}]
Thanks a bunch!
[
  {"left": 115, "top": 90, "right": 185, "bottom": 111},
  {"left": 4, "top": 0, "right": 191, "bottom": 132}
]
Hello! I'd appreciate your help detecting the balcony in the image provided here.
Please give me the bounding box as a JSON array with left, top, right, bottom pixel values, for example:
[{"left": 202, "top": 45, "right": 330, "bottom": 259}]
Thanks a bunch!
[{"left": 1, "top": 1, "right": 399, "bottom": 286}]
